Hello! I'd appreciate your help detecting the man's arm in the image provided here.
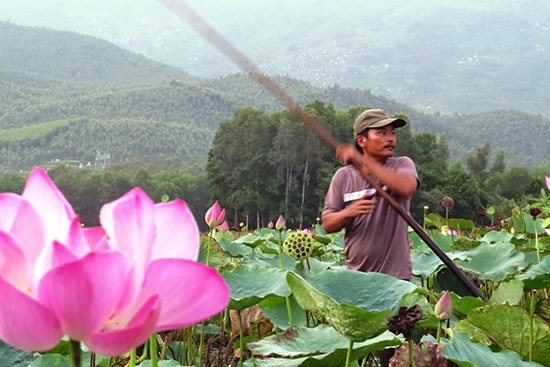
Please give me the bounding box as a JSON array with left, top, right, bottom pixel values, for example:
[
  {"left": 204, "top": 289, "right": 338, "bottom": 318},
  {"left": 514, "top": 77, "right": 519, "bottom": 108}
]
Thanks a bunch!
[
  {"left": 336, "top": 145, "right": 418, "bottom": 198},
  {"left": 365, "top": 158, "right": 418, "bottom": 197},
  {"left": 322, "top": 195, "right": 376, "bottom": 233}
]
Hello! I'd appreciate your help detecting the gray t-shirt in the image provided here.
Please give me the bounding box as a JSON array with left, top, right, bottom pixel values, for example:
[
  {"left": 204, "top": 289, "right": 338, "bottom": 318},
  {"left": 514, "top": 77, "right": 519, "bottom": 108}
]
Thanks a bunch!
[{"left": 322, "top": 156, "right": 418, "bottom": 280}]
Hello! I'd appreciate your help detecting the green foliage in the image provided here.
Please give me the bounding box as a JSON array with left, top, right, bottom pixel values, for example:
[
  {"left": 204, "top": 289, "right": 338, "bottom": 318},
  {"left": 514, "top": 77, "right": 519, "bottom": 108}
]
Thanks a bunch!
[
  {"left": 0, "top": 164, "right": 211, "bottom": 228},
  {"left": 1, "top": 21, "right": 550, "bottom": 173},
  {"left": 441, "top": 332, "right": 543, "bottom": 367},
  {"left": 0, "top": 21, "right": 191, "bottom": 86},
  {"left": 0, "top": 120, "right": 71, "bottom": 142},
  {"left": 244, "top": 326, "right": 401, "bottom": 367}
]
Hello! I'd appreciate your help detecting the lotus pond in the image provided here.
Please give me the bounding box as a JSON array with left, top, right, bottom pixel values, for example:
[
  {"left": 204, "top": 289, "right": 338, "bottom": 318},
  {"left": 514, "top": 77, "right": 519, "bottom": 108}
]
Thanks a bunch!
[{"left": 1, "top": 171, "right": 549, "bottom": 367}]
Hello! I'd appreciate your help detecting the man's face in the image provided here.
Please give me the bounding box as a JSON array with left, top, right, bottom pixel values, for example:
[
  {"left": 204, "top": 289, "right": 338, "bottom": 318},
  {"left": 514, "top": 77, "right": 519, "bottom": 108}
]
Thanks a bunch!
[{"left": 362, "top": 125, "right": 397, "bottom": 158}]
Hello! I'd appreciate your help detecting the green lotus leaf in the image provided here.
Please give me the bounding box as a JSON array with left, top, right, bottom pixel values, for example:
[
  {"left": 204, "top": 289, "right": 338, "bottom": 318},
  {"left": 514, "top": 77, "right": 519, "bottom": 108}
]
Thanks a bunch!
[
  {"left": 430, "top": 232, "right": 454, "bottom": 252},
  {"left": 449, "top": 293, "right": 487, "bottom": 319},
  {"left": 480, "top": 230, "right": 514, "bottom": 244},
  {"left": 532, "top": 335, "right": 550, "bottom": 367},
  {"left": 459, "top": 304, "right": 550, "bottom": 366},
  {"left": 441, "top": 332, "right": 544, "bottom": 367},
  {"left": 244, "top": 325, "right": 401, "bottom": 367},
  {"left": 516, "top": 256, "right": 550, "bottom": 291},
  {"left": 424, "top": 213, "right": 445, "bottom": 229},
  {"left": 0, "top": 341, "right": 34, "bottom": 367},
  {"left": 409, "top": 230, "right": 432, "bottom": 253},
  {"left": 260, "top": 296, "right": 308, "bottom": 329},
  {"left": 287, "top": 270, "right": 416, "bottom": 341},
  {"left": 234, "top": 232, "right": 273, "bottom": 248},
  {"left": 217, "top": 236, "right": 254, "bottom": 258},
  {"left": 223, "top": 266, "right": 291, "bottom": 310},
  {"left": 453, "top": 319, "right": 493, "bottom": 345},
  {"left": 412, "top": 251, "right": 467, "bottom": 278},
  {"left": 412, "top": 252, "right": 445, "bottom": 278},
  {"left": 489, "top": 279, "right": 524, "bottom": 305},
  {"left": 138, "top": 360, "right": 184, "bottom": 367},
  {"left": 28, "top": 355, "right": 70, "bottom": 367},
  {"left": 514, "top": 213, "right": 546, "bottom": 235},
  {"left": 306, "top": 270, "right": 416, "bottom": 311},
  {"left": 448, "top": 217, "right": 474, "bottom": 231},
  {"left": 455, "top": 242, "right": 525, "bottom": 281}
]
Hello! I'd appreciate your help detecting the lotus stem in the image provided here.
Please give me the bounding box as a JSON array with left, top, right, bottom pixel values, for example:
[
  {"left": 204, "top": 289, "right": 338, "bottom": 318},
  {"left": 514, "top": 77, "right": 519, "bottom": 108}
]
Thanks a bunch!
[
  {"left": 206, "top": 228, "right": 214, "bottom": 266},
  {"left": 238, "top": 309, "right": 244, "bottom": 367},
  {"left": 129, "top": 348, "right": 136, "bottom": 367},
  {"left": 285, "top": 296, "right": 293, "bottom": 326},
  {"left": 534, "top": 230, "right": 541, "bottom": 264},
  {"left": 277, "top": 230, "right": 293, "bottom": 326},
  {"left": 198, "top": 322, "right": 205, "bottom": 367},
  {"left": 68, "top": 339, "right": 81, "bottom": 367},
  {"left": 529, "top": 294, "right": 535, "bottom": 361},
  {"left": 345, "top": 339, "right": 353, "bottom": 367},
  {"left": 278, "top": 231, "right": 284, "bottom": 268},
  {"left": 408, "top": 339, "right": 414, "bottom": 367},
  {"left": 149, "top": 333, "right": 158, "bottom": 367}
]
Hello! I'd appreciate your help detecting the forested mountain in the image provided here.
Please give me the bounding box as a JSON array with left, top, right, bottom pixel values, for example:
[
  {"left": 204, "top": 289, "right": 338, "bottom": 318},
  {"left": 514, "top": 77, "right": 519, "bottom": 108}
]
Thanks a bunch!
[
  {"left": 0, "top": 22, "right": 548, "bottom": 172},
  {"left": 0, "top": 21, "right": 192, "bottom": 86},
  {"left": 0, "top": 0, "right": 548, "bottom": 116}
]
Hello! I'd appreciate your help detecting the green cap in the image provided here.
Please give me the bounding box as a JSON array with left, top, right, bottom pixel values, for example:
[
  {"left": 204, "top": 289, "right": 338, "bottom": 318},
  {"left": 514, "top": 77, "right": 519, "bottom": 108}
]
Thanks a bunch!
[{"left": 353, "top": 109, "right": 406, "bottom": 136}]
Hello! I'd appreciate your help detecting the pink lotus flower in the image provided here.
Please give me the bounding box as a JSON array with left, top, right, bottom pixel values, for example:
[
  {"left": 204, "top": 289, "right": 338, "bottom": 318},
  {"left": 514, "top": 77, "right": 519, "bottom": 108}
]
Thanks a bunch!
[
  {"left": 434, "top": 290, "right": 453, "bottom": 321},
  {"left": 267, "top": 221, "right": 274, "bottom": 229},
  {"left": 441, "top": 225, "right": 459, "bottom": 237},
  {"left": 546, "top": 176, "right": 550, "bottom": 190},
  {"left": 220, "top": 220, "right": 229, "bottom": 232},
  {"left": 205, "top": 200, "right": 226, "bottom": 229},
  {"left": 0, "top": 167, "right": 229, "bottom": 356}
]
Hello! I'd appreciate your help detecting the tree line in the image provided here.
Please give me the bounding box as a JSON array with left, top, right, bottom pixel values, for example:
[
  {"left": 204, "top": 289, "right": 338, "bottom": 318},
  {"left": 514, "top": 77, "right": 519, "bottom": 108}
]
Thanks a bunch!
[
  {"left": 207, "top": 101, "right": 549, "bottom": 229},
  {"left": 0, "top": 101, "right": 547, "bottom": 232}
]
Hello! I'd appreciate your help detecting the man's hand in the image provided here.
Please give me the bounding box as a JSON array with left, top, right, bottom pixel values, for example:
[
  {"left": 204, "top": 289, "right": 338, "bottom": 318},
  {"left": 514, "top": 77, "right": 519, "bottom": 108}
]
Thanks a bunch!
[
  {"left": 336, "top": 144, "right": 361, "bottom": 166},
  {"left": 346, "top": 195, "right": 376, "bottom": 217}
]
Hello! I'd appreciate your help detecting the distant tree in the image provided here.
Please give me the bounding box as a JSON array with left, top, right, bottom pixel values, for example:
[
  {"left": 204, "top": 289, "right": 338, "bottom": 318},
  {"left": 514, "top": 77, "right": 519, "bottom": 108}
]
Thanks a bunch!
[
  {"left": 411, "top": 132, "right": 449, "bottom": 190},
  {"left": 207, "top": 107, "right": 278, "bottom": 229},
  {"left": 149, "top": 169, "right": 211, "bottom": 231},
  {"left": 499, "top": 166, "right": 536, "bottom": 203},
  {"left": 0, "top": 172, "right": 25, "bottom": 193},
  {"left": 466, "top": 142, "right": 491, "bottom": 186},
  {"left": 489, "top": 149, "right": 506, "bottom": 175},
  {"left": 439, "top": 162, "right": 483, "bottom": 219},
  {"left": 409, "top": 132, "right": 450, "bottom": 220}
]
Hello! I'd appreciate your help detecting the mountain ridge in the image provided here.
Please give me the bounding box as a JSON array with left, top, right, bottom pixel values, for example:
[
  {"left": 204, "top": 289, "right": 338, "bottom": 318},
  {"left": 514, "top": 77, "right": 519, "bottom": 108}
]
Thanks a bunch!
[
  {"left": 0, "top": 22, "right": 548, "bottom": 171},
  {"left": 0, "top": 0, "right": 548, "bottom": 116}
]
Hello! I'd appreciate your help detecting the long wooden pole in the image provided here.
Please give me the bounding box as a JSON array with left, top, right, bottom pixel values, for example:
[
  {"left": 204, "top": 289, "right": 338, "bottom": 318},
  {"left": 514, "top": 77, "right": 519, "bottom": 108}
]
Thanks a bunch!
[{"left": 158, "top": 0, "right": 485, "bottom": 300}]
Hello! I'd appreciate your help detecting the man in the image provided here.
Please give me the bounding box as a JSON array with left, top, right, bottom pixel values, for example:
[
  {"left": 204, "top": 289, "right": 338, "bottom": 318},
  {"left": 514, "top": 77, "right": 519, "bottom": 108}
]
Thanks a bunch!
[
  {"left": 321, "top": 108, "right": 419, "bottom": 366},
  {"left": 321, "top": 108, "right": 418, "bottom": 280}
]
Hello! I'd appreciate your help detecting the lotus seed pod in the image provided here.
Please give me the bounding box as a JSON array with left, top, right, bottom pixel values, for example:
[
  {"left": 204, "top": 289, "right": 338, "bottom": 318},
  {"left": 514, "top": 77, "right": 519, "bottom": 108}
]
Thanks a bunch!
[
  {"left": 441, "top": 196, "right": 454, "bottom": 209},
  {"left": 282, "top": 232, "right": 314, "bottom": 260}
]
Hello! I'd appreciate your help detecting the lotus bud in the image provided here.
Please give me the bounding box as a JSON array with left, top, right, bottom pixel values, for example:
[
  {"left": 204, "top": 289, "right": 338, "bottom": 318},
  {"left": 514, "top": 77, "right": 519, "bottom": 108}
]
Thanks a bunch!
[
  {"left": 268, "top": 221, "right": 274, "bottom": 229},
  {"left": 205, "top": 200, "right": 226, "bottom": 229},
  {"left": 275, "top": 215, "right": 286, "bottom": 231},
  {"left": 434, "top": 290, "right": 453, "bottom": 321}
]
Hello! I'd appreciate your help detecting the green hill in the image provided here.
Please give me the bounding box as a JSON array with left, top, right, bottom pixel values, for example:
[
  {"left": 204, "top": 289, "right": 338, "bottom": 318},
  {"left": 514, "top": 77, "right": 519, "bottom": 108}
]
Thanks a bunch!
[
  {"left": 0, "top": 23, "right": 548, "bottom": 172},
  {"left": 1, "top": 0, "right": 547, "bottom": 116},
  {"left": 0, "top": 21, "right": 192, "bottom": 86}
]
